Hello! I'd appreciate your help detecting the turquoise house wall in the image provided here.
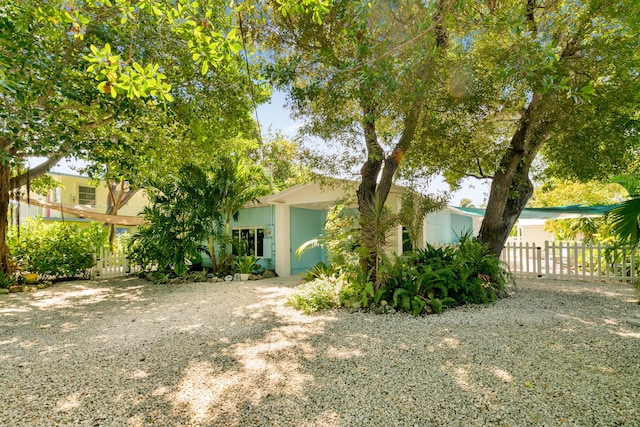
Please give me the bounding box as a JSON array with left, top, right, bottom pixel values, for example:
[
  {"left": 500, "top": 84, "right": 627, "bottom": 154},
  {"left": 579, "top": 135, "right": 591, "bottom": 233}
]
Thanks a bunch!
[
  {"left": 426, "top": 211, "right": 452, "bottom": 244},
  {"left": 290, "top": 207, "right": 327, "bottom": 275},
  {"left": 451, "top": 214, "right": 473, "bottom": 240},
  {"left": 230, "top": 206, "right": 274, "bottom": 269},
  {"left": 426, "top": 211, "right": 473, "bottom": 244}
]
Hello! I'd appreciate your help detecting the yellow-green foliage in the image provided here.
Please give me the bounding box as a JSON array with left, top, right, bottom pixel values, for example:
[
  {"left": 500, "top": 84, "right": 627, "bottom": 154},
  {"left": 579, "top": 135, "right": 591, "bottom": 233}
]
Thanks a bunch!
[
  {"left": 8, "top": 218, "right": 109, "bottom": 279},
  {"left": 286, "top": 276, "right": 341, "bottom": 314}
]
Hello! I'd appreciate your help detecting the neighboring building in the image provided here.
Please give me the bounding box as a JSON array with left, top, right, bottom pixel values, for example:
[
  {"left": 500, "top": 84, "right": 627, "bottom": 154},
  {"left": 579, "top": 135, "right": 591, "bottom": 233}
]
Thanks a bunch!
[
  {"left": 10, "top": 172, "right": 148, "bottom": 234},
  {"left": 452, "top": 205, "right": 613, "bottom": 246}
]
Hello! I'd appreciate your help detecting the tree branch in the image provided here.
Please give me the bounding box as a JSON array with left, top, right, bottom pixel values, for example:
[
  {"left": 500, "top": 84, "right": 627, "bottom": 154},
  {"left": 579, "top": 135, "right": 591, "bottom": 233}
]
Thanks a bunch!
[
  {"left": 10, "top": 155, "right": 64, "bottom": 190},
  {"left": 80, "top": 115, "right": 115, "bottom": 131},
  {"left": 334, "top": 0, "right": 456, "bottom": 74}
]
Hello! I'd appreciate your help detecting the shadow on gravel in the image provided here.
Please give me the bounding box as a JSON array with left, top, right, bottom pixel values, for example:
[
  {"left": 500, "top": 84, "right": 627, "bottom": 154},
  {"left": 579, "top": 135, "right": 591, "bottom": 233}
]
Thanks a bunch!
[{"left": 0, "top": 278, "right": 638, "bottom": 426}]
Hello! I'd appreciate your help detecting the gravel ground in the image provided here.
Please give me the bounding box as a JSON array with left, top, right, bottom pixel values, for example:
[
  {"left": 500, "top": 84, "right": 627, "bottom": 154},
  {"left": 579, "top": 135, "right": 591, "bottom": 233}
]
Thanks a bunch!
[{"left": 0, "top": 276, "right": 639, "bottom": 427}]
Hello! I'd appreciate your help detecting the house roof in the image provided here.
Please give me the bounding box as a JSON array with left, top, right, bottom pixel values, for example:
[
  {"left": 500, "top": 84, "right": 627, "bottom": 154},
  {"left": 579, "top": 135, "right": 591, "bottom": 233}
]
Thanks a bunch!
[
  {"left": 451, "top": 205, "right": 618, "bottom": 219},
  {"left": 256, "top": 179, "right": 409, "bottom": 210}
]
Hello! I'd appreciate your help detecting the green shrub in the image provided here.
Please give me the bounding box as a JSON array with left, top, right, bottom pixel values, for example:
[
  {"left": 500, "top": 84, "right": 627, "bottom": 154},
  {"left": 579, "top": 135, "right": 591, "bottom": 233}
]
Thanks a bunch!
[
  {"left": 7, "top": 218, "right": 109, "bottom": 280},
  {"left": 451, "top": 233, "right": 510, "bottom": 304},
  {"left": 377, "top": 234, "right": 512, "bottom": 316},
  {"left": 287, "top": 276, "right": 342, "bottom": 314}
]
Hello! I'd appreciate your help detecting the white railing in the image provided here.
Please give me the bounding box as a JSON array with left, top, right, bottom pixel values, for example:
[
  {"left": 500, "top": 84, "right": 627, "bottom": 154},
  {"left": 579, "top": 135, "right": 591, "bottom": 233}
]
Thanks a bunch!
[
  {"left": 502, "top": 241, "right": 638, "bottom": 283},
  {"left": 93, "top": 247, "right": 138, "bottom": 279}
]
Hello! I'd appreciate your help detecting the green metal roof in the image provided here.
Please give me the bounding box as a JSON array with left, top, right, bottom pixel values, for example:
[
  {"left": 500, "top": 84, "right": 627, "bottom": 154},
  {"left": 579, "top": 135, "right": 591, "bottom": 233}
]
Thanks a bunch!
[{"left": 452, "top": 204, "right": 618, "bottom": 219}]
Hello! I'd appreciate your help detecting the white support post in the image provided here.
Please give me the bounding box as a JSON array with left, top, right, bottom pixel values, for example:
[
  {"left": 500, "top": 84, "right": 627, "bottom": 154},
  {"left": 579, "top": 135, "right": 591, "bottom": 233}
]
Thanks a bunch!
[{"left": 274, "top": 204, "right": 291, "bottom": 277}]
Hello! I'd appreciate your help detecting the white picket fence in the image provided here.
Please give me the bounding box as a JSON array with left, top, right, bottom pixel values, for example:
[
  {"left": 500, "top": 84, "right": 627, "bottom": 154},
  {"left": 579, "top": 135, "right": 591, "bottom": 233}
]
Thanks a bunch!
[
  {"left": 93, "top": 240, "right": 638, "bottom": 283},
  {"left": 92, "top": 247, "right": 138, "bottom": 279},
  {"left": 502, "top": 241, "right": 639, "bottom": 283}
]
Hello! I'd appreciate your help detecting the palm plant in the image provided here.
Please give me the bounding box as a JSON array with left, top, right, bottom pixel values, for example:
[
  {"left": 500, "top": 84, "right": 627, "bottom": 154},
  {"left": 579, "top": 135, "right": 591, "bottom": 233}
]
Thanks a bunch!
[
  {"left": 211, "top": 156, "right": 270, "bottom": 272},
  {"left": 608, "top": 175, "right": 640, "bottom": 247},
  {"left": 359, "top": 194, "right": 397, "bottom": 288},
  {"left": 128, "top": 157, "right": 270, "bottom": 277}
]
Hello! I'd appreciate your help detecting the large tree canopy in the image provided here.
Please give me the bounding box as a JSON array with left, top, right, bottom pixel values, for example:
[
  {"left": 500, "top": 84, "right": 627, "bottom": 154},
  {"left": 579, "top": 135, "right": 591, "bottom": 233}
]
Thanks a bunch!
[
  {"left": 0, "top": 0, "right": 271, "bottom": 273},
  {"left": 250, "top": 0, "right": 455, "bottom": 276},
  {"left": 403, "top": 0, "right": 640, "bottom": 255}
]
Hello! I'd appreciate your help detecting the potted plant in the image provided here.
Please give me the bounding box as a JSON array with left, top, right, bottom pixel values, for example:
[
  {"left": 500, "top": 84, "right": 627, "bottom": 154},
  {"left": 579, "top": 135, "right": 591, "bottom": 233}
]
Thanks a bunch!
[
  {"left": 17, "top": 256, "right": 38, "bottom": 284},
  {"left": 234, "top": 255, "right": 258, "bottom": 281}
]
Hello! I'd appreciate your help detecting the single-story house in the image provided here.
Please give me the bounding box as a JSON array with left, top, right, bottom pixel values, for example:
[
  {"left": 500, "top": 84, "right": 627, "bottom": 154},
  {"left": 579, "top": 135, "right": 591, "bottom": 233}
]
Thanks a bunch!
[{"left": 229, "top": 180, "right": 477, "bottom": 277}]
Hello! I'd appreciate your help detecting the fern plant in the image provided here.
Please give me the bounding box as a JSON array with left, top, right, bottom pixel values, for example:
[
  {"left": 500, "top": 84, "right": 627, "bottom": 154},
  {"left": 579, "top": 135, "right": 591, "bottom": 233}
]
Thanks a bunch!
[{"left": 376, "top": 234, "right": 511, "bottom": 316}]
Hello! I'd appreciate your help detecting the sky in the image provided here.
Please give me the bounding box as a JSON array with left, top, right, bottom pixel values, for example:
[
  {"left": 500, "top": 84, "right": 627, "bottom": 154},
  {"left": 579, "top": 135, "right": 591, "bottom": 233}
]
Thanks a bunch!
[
  {"left": 256, "top": 91, "right": 492, "bottom": 207},
  {"left": 46, "top": 90, "right": 491, "bottom": 207}
]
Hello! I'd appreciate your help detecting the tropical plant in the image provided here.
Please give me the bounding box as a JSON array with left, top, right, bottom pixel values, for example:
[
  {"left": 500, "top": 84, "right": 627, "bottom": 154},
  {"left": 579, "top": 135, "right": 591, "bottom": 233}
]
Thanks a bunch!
[
  {"left": 0, "top": 271, "right": 16, "bottom": 289},
  {"left": 398, "top": 190, "right": 448, "bottom": 250},
  {"left": 234, "top": 255, "right": 259, "bottom": 275},
  {"left": 373, "top": 234, "right": 510, "bottom": 316},
  {"left": 359, "top": 195, "right": 398, "bottom": 287},
  {"left": 607, "top": 175, "right": 640, "bottom": 248},
  {"left": 296, "top": 198, "right": 360, "bottom": 269},
  {"left": 128, "top": 158, "right": 269, "bottom": 278},
  {"left": 301, "top": 261, "right": 334, "bottom": 281},
  {"left": 128, "top": 169, "right": 211, "bottom": 277},
  {"left": 287, "top": 275, "right": 342, "bottom": 314}
]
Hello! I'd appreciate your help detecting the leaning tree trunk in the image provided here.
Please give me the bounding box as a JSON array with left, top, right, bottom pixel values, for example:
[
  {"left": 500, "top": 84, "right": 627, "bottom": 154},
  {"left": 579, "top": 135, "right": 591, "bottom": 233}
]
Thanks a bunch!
[
  {"left": 478, "top": 160, "right": 535, "bottom": 256},
  {"left": 0, "top": 163, "right": 11, "bottom": 274},
  {"left": 478, "top": 93, "right": 548, "bottom": 256}
]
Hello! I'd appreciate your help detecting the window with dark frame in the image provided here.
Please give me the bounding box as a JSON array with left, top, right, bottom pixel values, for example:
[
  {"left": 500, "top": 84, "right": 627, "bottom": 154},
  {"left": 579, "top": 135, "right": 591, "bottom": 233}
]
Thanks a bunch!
[
  {"left": 78, "top": 186, "right": 96, "bottom": 206},
  {"left": 232, "top": 227, "right": 265, "bottom": 257},
  {"left": 402, "top": 226, "right": 413, "bottom": 254}
]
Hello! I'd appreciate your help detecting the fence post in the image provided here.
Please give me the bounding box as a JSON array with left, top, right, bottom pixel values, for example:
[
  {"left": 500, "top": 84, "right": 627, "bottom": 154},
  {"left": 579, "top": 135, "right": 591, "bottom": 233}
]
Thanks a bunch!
[
  {"left": 98, "top": 247, "right": 105, "bottom": 278},
  {"left": 573, "top": 240, "right": 584, "bottom": 277},
  {"left": 597, "top": 242, "right": 603, "bottom": 278},
  {"left": 544, "top": 241, "right": 550, "bottom": 279}
]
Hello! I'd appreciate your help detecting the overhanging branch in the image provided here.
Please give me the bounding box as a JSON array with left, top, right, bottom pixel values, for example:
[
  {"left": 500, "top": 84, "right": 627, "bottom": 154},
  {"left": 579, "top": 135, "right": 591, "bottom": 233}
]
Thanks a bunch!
[{"left": 10, "top": 155, "right": 64, "bottom": 190}]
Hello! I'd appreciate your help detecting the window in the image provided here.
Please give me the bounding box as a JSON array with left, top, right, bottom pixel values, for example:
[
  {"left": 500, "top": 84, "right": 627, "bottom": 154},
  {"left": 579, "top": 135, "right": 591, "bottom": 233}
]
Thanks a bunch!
[
  {"left": 78, "top": 186, "right": 96, "bottom": 206},
  {"left": 402, "top": 226, "right": 413, "bottom": 254},
  {"left": 232, "top": 227, "right": 264, "bottom": 257}
]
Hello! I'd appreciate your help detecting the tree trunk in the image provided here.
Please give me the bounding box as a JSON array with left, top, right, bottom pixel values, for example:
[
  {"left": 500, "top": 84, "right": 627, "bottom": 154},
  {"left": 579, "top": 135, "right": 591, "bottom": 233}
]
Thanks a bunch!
[
  {"left": 0, "top": 163, "right": 11, "bottom": 274},
  {"left": 478, "top": 160, "right": 535, "bottom": 256},
  {"left": 356, "top": 104, "right": 384, "bottom": 277},
  {"left": 478, "top": 94, "right": 548, "bottom": 256},
  {"left": 357, "top": 105, "right": 420, "bottom": 283},
  {"left": 106, "top": 182, "right": 138, "bottom": 250}
]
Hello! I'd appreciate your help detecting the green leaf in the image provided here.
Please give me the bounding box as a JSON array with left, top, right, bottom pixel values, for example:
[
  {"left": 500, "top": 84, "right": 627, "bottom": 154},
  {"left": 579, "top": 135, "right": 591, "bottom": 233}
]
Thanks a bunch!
[
  {"left": 133, "top": 62, "right": 144, "bottom": 74},
  {"left": 201, "top": 60, "right": 209, "bottom": 75}
]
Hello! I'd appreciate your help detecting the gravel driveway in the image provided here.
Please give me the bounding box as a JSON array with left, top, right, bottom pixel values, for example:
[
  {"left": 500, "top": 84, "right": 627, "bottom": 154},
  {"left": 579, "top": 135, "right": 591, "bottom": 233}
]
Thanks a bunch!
[{"left": 0, "top": 276, "right": 639, "bottom": 426}]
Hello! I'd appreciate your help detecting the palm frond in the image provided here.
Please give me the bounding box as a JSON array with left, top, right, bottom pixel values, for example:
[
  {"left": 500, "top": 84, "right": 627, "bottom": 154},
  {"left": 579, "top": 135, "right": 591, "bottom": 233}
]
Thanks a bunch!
[
  {"left": 296, "top": 238, "right": 323, "bottom": 259},
  {"left": 607, "top": 197, "right": 640, "bottom": 247}
]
